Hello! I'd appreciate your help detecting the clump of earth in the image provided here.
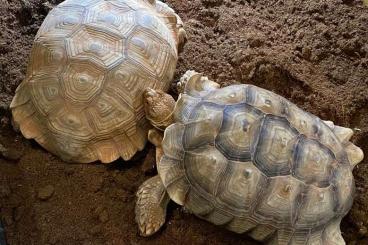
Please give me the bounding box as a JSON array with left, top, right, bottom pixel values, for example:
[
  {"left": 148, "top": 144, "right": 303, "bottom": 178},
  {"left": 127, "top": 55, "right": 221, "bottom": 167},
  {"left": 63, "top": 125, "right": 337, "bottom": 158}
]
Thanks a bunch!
[{"left": 1, "top": 0, "right": 368, "bottom": 244}]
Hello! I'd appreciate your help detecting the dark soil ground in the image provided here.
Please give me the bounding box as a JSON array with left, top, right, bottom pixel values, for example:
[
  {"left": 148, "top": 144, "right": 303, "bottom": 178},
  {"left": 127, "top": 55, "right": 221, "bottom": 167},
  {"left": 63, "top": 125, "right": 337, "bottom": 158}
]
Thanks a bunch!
[{"left": 1, "top": 0, "right": 368, "bottom": 244}]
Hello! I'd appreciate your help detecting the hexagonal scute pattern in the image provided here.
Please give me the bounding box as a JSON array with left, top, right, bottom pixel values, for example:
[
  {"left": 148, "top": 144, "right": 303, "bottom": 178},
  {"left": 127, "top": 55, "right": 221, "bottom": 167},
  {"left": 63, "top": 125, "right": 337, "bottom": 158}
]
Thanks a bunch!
[
  {"left": 252, "top": 115, "right": 299, "bottom": 177},
  {"left": 48, "top": 109, "right": 94, "bottom": 142},
  {"left": 253, "top": 176, "right": 305, "bottom": 225},
  {"left": 27, "top": 40, "right": 67, "bottom": 77},
  {"left": 66, "top": 25, "right": 124, "bottom": 68},
  {"left": 217, "top": 161, "right": 268, "bottom": 213},
  {"left": 127, "top": 27, "right": 176, "bottom": 81},
  {"left": 85, "top": 89, "right": 135, "bottom": 137},
  {"left": 292, "top": 137, "right": 335, "bottom": 187},
  {"left": 295, "top": 185, "right": 336, "bottom": 229},
  {"left": 37, "top": 5, "right": 85, "bottom": 39},
  {"left": 157, "top": 83, "right": 360, "bottom": 243},
  {"left": 11, "top": 0, "right": 183, "bottom": 163},
  {"left": 61, "top": 61, "right": 106, "bottom": 105},
  {"left": 29, "top": 73, "right": 63, "bottom": 117},
  {"left": 246, "top": 85, "right": 288, "bottom": 116},
  {"left": 216, "top": 103, "right": 263, "bottom": 161},
  {"left": 85, "top": 1, "right": 135, "bottom": 37},
  {"left": 184, "top": 146, "right": 228, "bottom": 195}
]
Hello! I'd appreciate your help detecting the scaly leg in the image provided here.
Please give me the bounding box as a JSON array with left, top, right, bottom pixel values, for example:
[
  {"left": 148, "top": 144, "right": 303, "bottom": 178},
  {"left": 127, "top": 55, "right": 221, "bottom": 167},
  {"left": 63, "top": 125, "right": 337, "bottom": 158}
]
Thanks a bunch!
[{"left": 135, "top": 175, "right": 170, "bottom": 237}]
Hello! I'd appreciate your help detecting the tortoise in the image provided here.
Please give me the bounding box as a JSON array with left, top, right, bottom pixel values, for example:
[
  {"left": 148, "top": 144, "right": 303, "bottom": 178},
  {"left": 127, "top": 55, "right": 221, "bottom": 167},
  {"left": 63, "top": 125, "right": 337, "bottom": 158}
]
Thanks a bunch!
[
  {"left": 10, "top": 0, "right": 186, "bottom": 163},
  {"left": 135, "top": 70, "right": 364, "bottom": 244}
]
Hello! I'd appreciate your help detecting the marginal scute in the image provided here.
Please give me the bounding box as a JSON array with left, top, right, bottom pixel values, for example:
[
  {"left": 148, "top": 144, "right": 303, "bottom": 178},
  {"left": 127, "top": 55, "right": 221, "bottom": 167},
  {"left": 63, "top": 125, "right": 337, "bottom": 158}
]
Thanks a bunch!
[
  {"left": 204, "top": 209, "right": 233, "bottom": 226},
  {"left": 248, "top": 224, "right": 277, "bottom": 242},
  {"left": 162, "top": 123, "right": 185, "bottom": 160},
  {"left": 226, "top": 217, "right": 257, "bottom": 234},
  {"left": 173, "top": 94, "right": 202, "bottom": 123},
  {"left": 185, "top": 189, "right": 214, "bottom": 216},
  {"left": 59, "top": 0, "right": 100, "bottom": 7},
  {"left": 344, "top": 142, "right": 364, "bottom": 168},
  {"left": 158, "top": 155, "right": 184, "bottom": 187},
  {"left": 11, "top": 0, "right": 183, "bottom": 163},
  {"left": 332, "top": 165, "right": 354, "bottom": 214},
  {"left": 333, "top": 125, "right": 354, "bottom": 143}
]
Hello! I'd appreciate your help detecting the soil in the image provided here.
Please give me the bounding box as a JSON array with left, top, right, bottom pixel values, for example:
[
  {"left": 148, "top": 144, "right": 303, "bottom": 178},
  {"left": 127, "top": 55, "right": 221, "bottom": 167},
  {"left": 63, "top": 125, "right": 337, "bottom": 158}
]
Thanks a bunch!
[{"left": 1, "top": 0, "right": 368, "bottom": 244}]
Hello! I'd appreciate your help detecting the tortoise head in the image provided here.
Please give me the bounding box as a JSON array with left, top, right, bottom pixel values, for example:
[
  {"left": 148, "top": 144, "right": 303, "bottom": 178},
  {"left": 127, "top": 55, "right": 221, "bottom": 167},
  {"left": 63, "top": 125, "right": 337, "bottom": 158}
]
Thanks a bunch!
[{"left": 143, "top": 88, "right": 176, "bottom": 130}]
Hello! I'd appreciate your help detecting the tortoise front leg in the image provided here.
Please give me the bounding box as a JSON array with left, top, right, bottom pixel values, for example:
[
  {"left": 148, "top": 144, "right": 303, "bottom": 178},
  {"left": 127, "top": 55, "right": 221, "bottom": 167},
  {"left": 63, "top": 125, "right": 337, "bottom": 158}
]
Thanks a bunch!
[
  {"left": 177, "top": 70, "right": 220, "bottom": 95},
  {"left": 148, "top": 128, "right": 164, "bottom": 165},
  {"left": 135, "top": 175, "right": 170, "bottom": 237}
]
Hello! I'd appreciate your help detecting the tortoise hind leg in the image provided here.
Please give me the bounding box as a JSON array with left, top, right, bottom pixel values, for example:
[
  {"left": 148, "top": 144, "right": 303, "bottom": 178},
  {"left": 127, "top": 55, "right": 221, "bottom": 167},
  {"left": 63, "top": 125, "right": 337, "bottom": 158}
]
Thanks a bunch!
[
  {"left": 135, "top": 175, "right": 170, "bottom": 237},
  {"left": 177, "top": 70, "right": 220, "bottom": 95}
]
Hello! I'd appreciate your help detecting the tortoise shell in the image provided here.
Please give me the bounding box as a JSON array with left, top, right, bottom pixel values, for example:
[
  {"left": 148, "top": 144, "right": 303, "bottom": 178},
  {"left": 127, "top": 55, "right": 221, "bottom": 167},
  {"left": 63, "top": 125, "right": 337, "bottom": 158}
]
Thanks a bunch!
[
  {"left": 10, "top": 0, "right": 185, "bottom": 163},
  {"left": 159, "top": 84, "right": 362, "bottom": 243}
]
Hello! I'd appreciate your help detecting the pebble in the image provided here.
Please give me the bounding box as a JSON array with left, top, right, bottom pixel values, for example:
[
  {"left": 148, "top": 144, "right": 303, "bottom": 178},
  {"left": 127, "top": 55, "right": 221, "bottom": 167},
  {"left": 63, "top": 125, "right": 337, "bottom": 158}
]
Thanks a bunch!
[
  {"left": 359, "top": 226, "right": 368, "bottom": 237},
  {"left": 0, "top": 143, "right": 22, "bottom": 161},
  {"left": 89, "top": 225, "right": 102, "bottom": 235},
  {"left": 98, "top": 210, "right": 109, "bottom": 223},
  {"left": 38, "top": 185, "right": 55, "bottom": 200}
]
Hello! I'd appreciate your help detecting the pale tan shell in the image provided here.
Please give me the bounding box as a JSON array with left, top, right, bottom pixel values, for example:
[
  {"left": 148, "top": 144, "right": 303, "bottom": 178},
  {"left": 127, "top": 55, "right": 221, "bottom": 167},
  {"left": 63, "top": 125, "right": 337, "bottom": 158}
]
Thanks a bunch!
[
  {"left": 159, "top": 83, "right": 363, "bottom": 244},
  {"left": 11, "top": 0, "right": 185, "bottom": 163}
]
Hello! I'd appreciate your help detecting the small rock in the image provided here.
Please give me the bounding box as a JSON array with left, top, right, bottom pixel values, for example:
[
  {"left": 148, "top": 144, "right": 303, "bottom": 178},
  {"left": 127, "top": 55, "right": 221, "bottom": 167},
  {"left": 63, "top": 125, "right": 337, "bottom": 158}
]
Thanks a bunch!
[
  {"left": 38, "top": 185, "right": 55, "bottom": 200},
  {"left": 359, "top": 226, "right": 368, "bottom": 237},
  {"left": 98, "top": 210, "right": 109, "bottom": 223},
  {"left": 0, "top": 184, "right": 11, "bottom": 198},
  {"left": 0, "top": 117, "right": 9, "bottom": 127},
  {"left": 0, "top": 143, "right": 22, "bottom": 161},
  {"left": 89, "top": 225, "right": 102, "bottom": 235},
  {"left": 14, "top": 206, "right": 25, "bottom": 221}
]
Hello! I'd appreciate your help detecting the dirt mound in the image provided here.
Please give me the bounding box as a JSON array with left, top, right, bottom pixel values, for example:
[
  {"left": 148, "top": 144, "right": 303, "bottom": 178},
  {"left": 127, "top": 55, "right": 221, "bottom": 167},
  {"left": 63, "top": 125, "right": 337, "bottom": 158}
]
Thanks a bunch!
[{"left": 1, "top": 0, "right": 368, "bottom": 244}]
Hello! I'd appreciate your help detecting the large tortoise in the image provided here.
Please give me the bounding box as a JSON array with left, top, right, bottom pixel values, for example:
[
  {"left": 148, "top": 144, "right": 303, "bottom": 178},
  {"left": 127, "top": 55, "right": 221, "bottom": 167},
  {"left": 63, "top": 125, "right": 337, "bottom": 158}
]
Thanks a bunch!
[
  {"left": 135, "top": 71, "right": 364, "bottom": 244},
  {"left": 10, "top": 0, "right": 186, "bottom": 163}
]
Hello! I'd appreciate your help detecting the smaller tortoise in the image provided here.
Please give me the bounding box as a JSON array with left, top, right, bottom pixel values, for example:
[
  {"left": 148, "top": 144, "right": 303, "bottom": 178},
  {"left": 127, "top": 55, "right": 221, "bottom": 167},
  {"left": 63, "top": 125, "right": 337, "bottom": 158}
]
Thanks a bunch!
[
  {"left": 135, "top": 71, "right": 364, "bottom": 244},
  {"left": 10, "top": 0, "right": 186, "bottom": 163}
]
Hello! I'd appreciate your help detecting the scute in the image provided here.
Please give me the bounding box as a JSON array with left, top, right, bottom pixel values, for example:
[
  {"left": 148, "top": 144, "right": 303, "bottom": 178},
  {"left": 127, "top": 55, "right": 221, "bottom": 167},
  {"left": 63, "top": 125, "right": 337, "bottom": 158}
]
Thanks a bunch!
[
  {"left": 184, "top": 146, "right": 228, "bottom": 195},
  {"left": 295, "top": 185, "right": 336, "bottom": 229},
  {"left": 215, "top": 103, "right": 263, "bottom": 162},
  {"left": 252, "top": 115, "right": 299, "bottom": 177},
  {"left": 292, "top": 136, "right": 335, "bottom": 188},
  {"left": 216, "top": 161, "right": 267, "bottom": 212},
  {"left": 11, "top": 0, "right": 183, "bottom": 163},
  {"left": 253, "top": 176, "right": 305, "bottom": 225}
]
